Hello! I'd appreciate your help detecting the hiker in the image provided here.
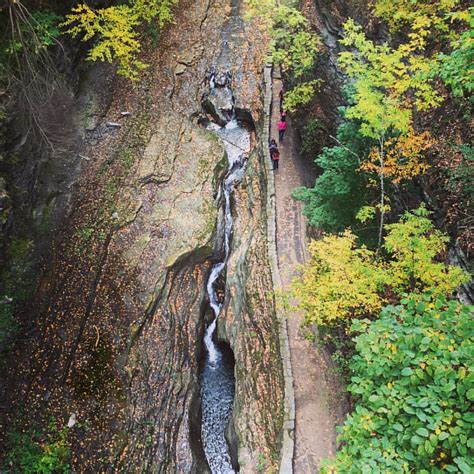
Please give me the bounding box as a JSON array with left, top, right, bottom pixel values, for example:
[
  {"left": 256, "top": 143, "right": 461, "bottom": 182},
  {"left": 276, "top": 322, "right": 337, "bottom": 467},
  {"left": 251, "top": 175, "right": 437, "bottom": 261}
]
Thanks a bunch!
[
  {"left": 269, "top": 138, "right": 278, "bottom": 157},
  {"left": 281, "top": 111, "right": 286, "bottom": 121},
  {"left": 278, "top": 118, "right": 287, "bottom": 142},
  {"left": 271, "top": 148, "right": 280, "bottom": 170},
  {"left": 269, "top": 139, "right": 279, "bottom": 170},
  {"left": 279, "top": 88, "right": 284, "bottom": 113}
]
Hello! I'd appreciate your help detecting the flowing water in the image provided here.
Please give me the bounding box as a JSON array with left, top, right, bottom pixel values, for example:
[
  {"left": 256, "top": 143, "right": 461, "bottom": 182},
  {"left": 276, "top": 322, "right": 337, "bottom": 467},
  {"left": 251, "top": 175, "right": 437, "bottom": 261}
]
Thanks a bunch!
[{"left": 200, "top": 77, "right": 250, "bottom": 473}]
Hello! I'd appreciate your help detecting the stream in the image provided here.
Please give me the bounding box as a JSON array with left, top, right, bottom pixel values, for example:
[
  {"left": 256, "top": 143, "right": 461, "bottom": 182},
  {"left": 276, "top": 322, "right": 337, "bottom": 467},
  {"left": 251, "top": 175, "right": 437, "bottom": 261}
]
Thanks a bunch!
[
  {"left": 199, "top": 0, "right": 252, "bottom": 471},
  {"left": 200, "top": 73, "right": 250, "bottom": 473}
]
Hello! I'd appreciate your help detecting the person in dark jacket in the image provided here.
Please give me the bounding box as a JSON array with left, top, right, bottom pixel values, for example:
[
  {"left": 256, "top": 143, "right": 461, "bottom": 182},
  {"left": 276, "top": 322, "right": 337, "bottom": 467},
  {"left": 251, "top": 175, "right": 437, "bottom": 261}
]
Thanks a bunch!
[
  {"left": 269, "top": 138, "right": 278, "bottom": 156},
  {"left": 272, "top": 148, "right": 280, "bottom": 170},
  {"left": 269, "top": 139, "right": 279, "bottom": 170}
]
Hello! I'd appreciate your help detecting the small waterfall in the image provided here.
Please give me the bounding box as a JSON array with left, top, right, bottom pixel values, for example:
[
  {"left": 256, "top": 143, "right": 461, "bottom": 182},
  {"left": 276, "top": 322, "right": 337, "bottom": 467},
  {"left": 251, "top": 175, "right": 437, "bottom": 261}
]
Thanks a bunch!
[{"left": 200, "top": 73, "right": 250, "bottom": 473}]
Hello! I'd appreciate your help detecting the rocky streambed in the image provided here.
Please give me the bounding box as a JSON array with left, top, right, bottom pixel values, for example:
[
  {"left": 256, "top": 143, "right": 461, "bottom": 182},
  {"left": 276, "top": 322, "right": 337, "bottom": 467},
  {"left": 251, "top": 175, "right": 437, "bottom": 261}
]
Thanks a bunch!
[{"left": 1, "top": 0, "right": 284, "bottom": 472}]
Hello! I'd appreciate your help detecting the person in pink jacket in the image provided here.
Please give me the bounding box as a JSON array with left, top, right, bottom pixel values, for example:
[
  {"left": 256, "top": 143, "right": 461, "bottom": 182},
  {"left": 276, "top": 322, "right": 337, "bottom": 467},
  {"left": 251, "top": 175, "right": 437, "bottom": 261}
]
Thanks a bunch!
[{"left": 278, "top": 117, "right": 287, "bottom": 142}]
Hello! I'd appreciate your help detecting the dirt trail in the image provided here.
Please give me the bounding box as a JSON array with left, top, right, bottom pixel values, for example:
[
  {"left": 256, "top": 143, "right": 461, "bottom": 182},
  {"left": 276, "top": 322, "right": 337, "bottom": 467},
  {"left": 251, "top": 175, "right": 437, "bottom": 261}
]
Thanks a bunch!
[{"left": 271, "top": 71, "right": 346, "bottom": 472}]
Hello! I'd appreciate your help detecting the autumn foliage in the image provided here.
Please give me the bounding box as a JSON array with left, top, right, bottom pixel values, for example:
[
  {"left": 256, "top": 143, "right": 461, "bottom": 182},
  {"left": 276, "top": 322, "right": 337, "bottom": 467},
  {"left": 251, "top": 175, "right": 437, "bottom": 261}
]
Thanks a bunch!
[
  {"left": 361, "top": 131, "right": 436, "bottom": 184},
  {"left": 62, "top": 0, "right": 177, "bottom": 80}
]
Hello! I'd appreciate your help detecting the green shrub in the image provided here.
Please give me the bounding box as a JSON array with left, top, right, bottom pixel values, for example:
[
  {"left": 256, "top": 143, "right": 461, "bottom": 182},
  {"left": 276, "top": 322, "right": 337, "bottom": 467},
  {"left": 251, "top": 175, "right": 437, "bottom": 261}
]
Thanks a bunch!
[
  {"left": 322, "top": 293, "right": 474, "bottom": 473},
  {"left": 271, "top": 5, "right": 321, "bottom": 78},
  {"left": 284, "top": 80, "right": 322, "bottom": 113},
  {"left": 292, "top": 121, "right": 374, "bottom": 236},
  {"left": 438, "top": 8, "right": 474, "bottom": 98},
  {"left": 4, "top": 421, "right": 71, "bottom": 473},
  {"left": 299, "top": 118, "right": 323, "bottom": 159}
]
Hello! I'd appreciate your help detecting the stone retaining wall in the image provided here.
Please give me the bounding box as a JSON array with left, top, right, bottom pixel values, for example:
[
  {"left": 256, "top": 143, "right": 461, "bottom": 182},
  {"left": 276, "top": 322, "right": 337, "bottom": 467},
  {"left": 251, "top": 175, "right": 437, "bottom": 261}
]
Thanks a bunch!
[{"left": 262, "top": 63, "right": 295, "bottom": 474}]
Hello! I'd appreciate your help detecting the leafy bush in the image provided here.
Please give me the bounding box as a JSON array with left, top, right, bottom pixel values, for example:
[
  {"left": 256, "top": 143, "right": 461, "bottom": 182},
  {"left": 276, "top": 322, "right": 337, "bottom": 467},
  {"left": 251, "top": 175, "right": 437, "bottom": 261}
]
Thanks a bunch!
[
  {"left": 322, "top": 293, "right": 474, "bottom": 473},
  {"left": 284, "top": 80, "right": 321, "bottom": 113},
  {"left": 3, "top": 9, "right": 62, "bottom": 56},
  {"left": 339, "top": 19, "right": 440, "bottom": 140},
  {"left": 299, "top": 118, "right": 323, "bottom": 158},
  {"left": 29, "top": 11, "right": 63, "bottom": 49},
  {"left": 438, "top": 9, "right": 474, "bottom": 98},
  {"left": 383, "top": 206, "right": 468, "bottom": 296},
  {"left": 292, "top": 230, "right": 387, "bottom": 327},
  {"left": 4, "top": 421, "right": 71, "bottom": 473},
  {"left": 271, "top": 5, "right": 320, "bottom": 78},
  {"left": 372, "top": 0, "right": 464, "bottom": 37}
]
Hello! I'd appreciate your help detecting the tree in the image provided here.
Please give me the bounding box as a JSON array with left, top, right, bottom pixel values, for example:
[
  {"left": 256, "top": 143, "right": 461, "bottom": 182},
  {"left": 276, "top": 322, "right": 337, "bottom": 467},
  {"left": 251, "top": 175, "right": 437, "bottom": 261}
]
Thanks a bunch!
[
  {"left": 290, "top": 207, "right": 469, "bottom": 328},
  {"left": 360, "top": 131, "right": 435, "bottom": 184},
  {"left": 438, "top": 8, "right": 474, "bottom": 98},
  {"left": 271, "top": 4, "right": 321, "bottom": 111},
  {"left": 291, "top": 231, "right": 387, "bottom": 327},
  {"left": 373, "top": 0, "right": 466, "bottom": 41},
  {"left": 321, "top": 293, "right": 474, "bottom": 473},
  {"left": 383, "top": 206, "right": 468, "bottom": 296},
  {"left": 62, "top": 0, "right": 177, "bottom": 80},
  {"left": 292, "top": 121, "right": 373, "bottom": 234},
  {"left": 372, "top": 0, "right": 473, "bottom": 98},
  {"left": 63, "top": 4, "right": 145, "bottom": 80},
  {"left": 271, "top": 5, "right": 320, "bottom": 78},
  {"left": 339, "top": 19, "right": 440, "bottom": 250},
  {"left": 283, "top": 80, "right": 322, "bottom": 113}
]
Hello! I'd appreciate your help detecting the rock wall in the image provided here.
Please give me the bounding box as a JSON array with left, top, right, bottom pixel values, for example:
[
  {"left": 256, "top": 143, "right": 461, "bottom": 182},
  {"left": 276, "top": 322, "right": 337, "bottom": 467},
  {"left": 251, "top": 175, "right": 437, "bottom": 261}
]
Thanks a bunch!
[{"left": 1, "top": 0, "right": 286, "bottom": 472}]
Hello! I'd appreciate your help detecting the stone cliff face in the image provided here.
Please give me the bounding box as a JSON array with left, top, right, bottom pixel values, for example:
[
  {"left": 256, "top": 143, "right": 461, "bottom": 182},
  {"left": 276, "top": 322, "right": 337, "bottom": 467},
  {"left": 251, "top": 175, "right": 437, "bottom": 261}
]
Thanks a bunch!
[{"left": 2, "top": 0, "right": 285, "bottom": 471}]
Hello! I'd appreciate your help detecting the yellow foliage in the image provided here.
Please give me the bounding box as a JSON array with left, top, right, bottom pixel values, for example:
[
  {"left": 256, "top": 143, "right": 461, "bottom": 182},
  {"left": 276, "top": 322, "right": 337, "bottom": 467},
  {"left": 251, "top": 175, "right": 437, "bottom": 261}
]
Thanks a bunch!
[
  {"left": 373, "top": 0, "right": 464, "bottom": 37},
  {"left": 339, "top": 20, "right": 441, "bottom": 139},
  {"left": 291, "top": 231, "right": 387, "bottom": 326},
  {"left": 62, "top": 0, "right": 177, "bottom": 80},
  {"left": 361, "top": 131, "right": 436, "bottom": 183},
  {"left": 291, "top": 207, "right": 469, "bottom": 327},
  {"left": 62, "top": 4, "right": 146, "bottom": 80},
  {"left": 383, "top": 206, "right": 470, "bottom": 296}
]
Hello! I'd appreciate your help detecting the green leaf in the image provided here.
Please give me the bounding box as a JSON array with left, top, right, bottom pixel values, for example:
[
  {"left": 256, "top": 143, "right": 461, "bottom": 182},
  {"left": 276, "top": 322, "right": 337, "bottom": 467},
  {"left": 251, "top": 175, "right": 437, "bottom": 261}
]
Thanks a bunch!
[
  {"left": 401, "top": 367, "right": 413, "bottom": 376},
  {"left": 454, "top": 457, "right": 471, "bottom": 474},
  {"left": 466, "top": 389, "right": 474, "bottom": 401},
  {"left": 416, "top": 427, "right": 429, "bottom": 437},
  {"left": 425, "top": 439, "right": 434, "bottom": 454},
  {"left": 393, "top": 423, "right": 403, "bottom": 432},
  {"left": 416, "top": 302, "right": 426, "bottom": 312},
  {"left": 444, "top": 382, "right": 456, "bottom": 392}
]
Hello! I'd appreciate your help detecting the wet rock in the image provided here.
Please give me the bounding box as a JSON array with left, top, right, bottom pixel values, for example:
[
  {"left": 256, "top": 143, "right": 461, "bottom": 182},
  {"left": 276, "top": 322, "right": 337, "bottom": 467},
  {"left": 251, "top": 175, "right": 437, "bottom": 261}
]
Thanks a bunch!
[{"left": 202, "top": 88, "right": 234, "bottom": 126}]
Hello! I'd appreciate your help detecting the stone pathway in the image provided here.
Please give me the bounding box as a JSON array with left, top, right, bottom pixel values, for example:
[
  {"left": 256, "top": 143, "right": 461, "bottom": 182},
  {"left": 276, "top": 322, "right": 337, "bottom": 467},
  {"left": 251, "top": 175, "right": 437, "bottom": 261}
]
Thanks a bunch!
[{"left": 270, "top": 72, "right": 346, "bottom": 473}]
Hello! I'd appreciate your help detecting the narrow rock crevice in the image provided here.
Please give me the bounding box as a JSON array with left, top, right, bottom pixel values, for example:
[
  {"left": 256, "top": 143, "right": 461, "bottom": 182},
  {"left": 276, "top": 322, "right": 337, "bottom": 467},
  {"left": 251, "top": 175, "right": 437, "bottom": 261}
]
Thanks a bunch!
[{"left": 198, "top": 69, "right": 252, "bottom": 473}]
